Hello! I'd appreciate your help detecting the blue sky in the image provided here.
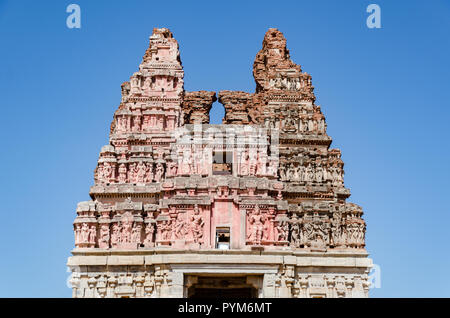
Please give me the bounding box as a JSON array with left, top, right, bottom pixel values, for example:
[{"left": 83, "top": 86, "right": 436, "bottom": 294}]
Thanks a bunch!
[{"left": 0, "top": 0, "right": 449, "bottom": 297}]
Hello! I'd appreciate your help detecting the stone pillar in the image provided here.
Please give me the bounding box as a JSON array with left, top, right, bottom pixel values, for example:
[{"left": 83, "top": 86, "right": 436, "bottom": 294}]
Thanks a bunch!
[
  {"left": 169, "top": 272, "right": 184, "bottom": 298},
  {"left": 262, "top": 273, "right": 277, "bottom": 298},
  {"left": 247, "top": 275, "right": 264, "bottom": 298}
]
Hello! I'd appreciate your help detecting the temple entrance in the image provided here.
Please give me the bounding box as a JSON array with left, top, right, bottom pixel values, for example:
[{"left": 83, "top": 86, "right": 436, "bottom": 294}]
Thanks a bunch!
[
  {"left": 186, "top": 276, "right": 259, "bottom": 298},
  {"left": 189, "top": 287, "right": 255, "bottom": 298}
]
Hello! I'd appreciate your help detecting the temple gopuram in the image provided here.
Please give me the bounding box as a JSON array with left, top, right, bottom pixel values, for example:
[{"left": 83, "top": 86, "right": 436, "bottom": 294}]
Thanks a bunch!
[{"left": 67, "top": 28, "right": 372, "bottom": 298}]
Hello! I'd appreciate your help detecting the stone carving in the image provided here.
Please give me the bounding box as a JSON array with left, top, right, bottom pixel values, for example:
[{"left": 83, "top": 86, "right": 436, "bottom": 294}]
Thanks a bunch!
[
  {"left": 247, "top": 205, "right": 266, "bottom": 245},
  {"left": 70, "top": 28, "right": 370, "bottom": 298},
  {"left": 144, "top": 222, "right": 155, "bottom": 247},
  {"left": 98, "top": 224, "right": 110, "bottom": 249},
  {"left": 154, "top": 162, "right": 164, "bottom": 182},
  {"left": 189, "top": 205, "right": 204, "bottom": 244}
]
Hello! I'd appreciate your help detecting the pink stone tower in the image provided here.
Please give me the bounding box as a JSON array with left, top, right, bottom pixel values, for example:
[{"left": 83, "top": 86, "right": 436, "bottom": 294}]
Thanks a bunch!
[{"left": 68, "top": 28, "right": 372, "bottom": 298}]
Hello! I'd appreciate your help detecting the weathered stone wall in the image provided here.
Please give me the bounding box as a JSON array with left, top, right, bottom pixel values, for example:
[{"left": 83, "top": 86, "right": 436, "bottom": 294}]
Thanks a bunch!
[{"left": 68, "top": 250, "right": 371, "bottom": 298}]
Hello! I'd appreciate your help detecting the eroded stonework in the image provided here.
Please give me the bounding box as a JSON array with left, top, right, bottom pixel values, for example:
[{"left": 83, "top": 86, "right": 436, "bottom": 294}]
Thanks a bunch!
[{"left": 68, "top": 27, "right": 372, "bottom": 298}]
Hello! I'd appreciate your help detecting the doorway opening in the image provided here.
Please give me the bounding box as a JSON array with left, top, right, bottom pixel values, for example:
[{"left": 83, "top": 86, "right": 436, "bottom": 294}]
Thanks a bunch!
[{"left": 187, "top": 276, "right": 258, "bottom": 298}]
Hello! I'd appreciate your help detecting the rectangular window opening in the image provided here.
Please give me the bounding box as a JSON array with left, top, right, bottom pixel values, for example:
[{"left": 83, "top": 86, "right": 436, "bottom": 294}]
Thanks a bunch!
[
  {"left": 215, "top": 227, "right": 230, "bottom": 250},
  {"left": 212, "top": 151, "right": 232, "bottom": 175}
]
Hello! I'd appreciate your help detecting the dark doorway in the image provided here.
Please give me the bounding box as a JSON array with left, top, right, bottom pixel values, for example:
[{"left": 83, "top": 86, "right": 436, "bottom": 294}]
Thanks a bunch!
[
  {"left": 187, "top": 276, "right": 259, "bottom": 298},
  {"left": 189, "top": 287, "right": 255, "bottom": 298}
]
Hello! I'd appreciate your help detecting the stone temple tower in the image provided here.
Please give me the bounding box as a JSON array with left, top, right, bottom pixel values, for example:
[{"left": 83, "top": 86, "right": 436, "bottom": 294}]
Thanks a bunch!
[{"left": 67, "top": 28, "right": 372, "bottom": 298}]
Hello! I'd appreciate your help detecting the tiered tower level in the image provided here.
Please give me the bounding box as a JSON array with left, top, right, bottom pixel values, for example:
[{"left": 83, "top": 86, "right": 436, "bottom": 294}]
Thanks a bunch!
[{"left": 68, "top": 28, "right": 372, "bottom": 298}]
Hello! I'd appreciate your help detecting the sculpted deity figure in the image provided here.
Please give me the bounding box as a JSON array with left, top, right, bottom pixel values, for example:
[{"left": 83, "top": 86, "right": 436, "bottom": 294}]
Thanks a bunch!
[
  {"left": 276, "top": 220, "right": 289, "bottom": 242},
  {"left": 309, "top": 213, "right": 328, "bottom": 248},
  {"left": 302, "top": 119, "right": 308, "bottom": 132},
  {"left": 308, "top": 118, "right": 314, "bottom": 132},
  {"left": 144, "top": 163, "right": 153, "bottom": 183},
  {"left": 325, "top": 165, "right": 333, "bottom": 182},
  {"left": 306, "top": 164, "right": 314, "bottom": 182},
  {"left": 352, "top": 223, "right": 360, "bottom": 246},
  {"left": 181, "top": 149, "right": 192, "bottom": 175},
  {"left": 74, "top": 224, "right": 81, "bottom": 245},
  {"left": 117, "top": 116, "right": 127, "bottom": 133},
  {"left": 111, "top": 223, "right": 121, "bottom": 248},
  {"left": 158, "top": 116, "right": 164, "bottom": 129},
  {"left": 287, "top": 164, "right": 295, "bottom": 181},
  {"left": 299, "top": 164, "right": 305, "bottom": 182},
  {"left": 247, "top": 205, "right": 265, "bottom": 244},
  {"left": 248, "top": 151, "right": 257, "bottom": 176},
  {"left": 149, "top": 115, "right": 156, "bottom": 128},
  {"left": 331, "top": 213, "right": 343, "bottom": 247},
  {"left": 290, "top": 216, "right": 301, "bottom": 248},
  {"left": 279, "top": 164, "right": 286, "bottom": 181},
  {"left": 97, "top": 164, "right": 105, "bottom": 183},
  {"left": 131, "top": 223, "right": 142, "bottom": 244},
  {"left": 298, "top": 118, "right": 303, "bottom": 132},
  {"left": 118, "top": 164, "right": 127, "bottom": 183},
  {"left": 120, "top": 217, "right": 133, "bottom": 244},
  {"left": 267, "top": 159, "right": 278, "bottom": 177},
  {"left": 330, "top": 166, "right": 340, "bottom": 185},
  {"left": 130, "top": 76, "right": 140, "bottom": 94},
  {"left": 315, "top": 164, "right": 323, "bottom": 182},
  {"left": 142, "top": 77, "right": 151, "bottom": 95},
  {"left": 173, "top": 213, "right": 186, "bottom": 240},
  {"left": 89, "top": 225, "right": 97, "bottom": 245},
  {"left": 144, "top": 223, "right": 155, "bottom": 245},
  {"left": 240, "top": 150, "right": 248, "bottom": 176},
  {"left": 136, "top": 161, "right": 147, "bottom": 183},
  {"left": 99, "top": 224, "right": 110, "bottom": 248},
  {"left": 256, "top": 153, "right": 264, "bottom": 175},
  {"left": 189, "top": 205, "right": 204, "bottom": 243},
  {"left": 263, "top": 217, "right": 271, "bottom": 241},
  {"left": 142, "top": 115, "right": 150, "bottom": 131},
  {"left": 281, "top": 77, "right": 288, "bottom": 89},
  {"left": 168, "top": 161, "right": 177, "bottom": 176},
  {"left": 160, "top": 220, "right": 172, "bottom": 241},
  {"left": 132, "top": 116, "right": 141, "bottom": 132},
  {"left": 283, "top": 115, "right": 296, "bottom": 132},
  {"left": 293, "top": 165, "right": 300, "bottom": 181},
  {"left": 128, "top": 162, "right": 137, "bottom": 183},
  {"left": 194, "top": 150, "right": 203, "bottom": 175},
  {"left": 318, "top": 119, "right": 325, "bottom": 133},
  {"left": 80, "top": 223, "right": 90, "bottom": 243},
  {"left": 154, "top": 163, "right": 164, "bottom": 182},
  {"left": 342, "top": 222, "right": 350, "bottom": 246},
  {"left": 302, "top": 220, "right": 312, "bottom": 245},
  {"left": 102, "top": 162, "right": 112, "bottom": 183},
  {"left": 322, "top": 165, "right": 328, "bottom": 181},
  {"left": 357, "top": 223, "right": 365, "bottom": 246}
]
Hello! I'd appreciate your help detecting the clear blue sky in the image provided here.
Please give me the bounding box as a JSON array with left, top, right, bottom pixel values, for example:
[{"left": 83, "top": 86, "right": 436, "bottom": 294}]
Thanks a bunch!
[{"left": 0, "top": 0, "right": 449, "bottom": 297}]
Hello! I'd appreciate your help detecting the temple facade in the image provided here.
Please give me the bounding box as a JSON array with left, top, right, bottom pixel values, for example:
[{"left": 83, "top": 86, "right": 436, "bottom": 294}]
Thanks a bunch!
[{"left": 67, "top": 28, "right": 372, "bottom": 298}]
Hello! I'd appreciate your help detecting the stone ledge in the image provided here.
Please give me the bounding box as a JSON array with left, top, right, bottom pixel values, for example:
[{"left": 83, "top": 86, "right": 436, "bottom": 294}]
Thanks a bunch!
[
  {"left": 67, "top": 256, "right": 107, "bottom": 266},
  {"left": 68, "top": 252, "right": 372, "bottom": 269},
  {"left": 71, "top": 248, "right": 369, "bottom": 258},
  {"left": 108, "top": 255, "right": 145, "bottom": 265}
]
